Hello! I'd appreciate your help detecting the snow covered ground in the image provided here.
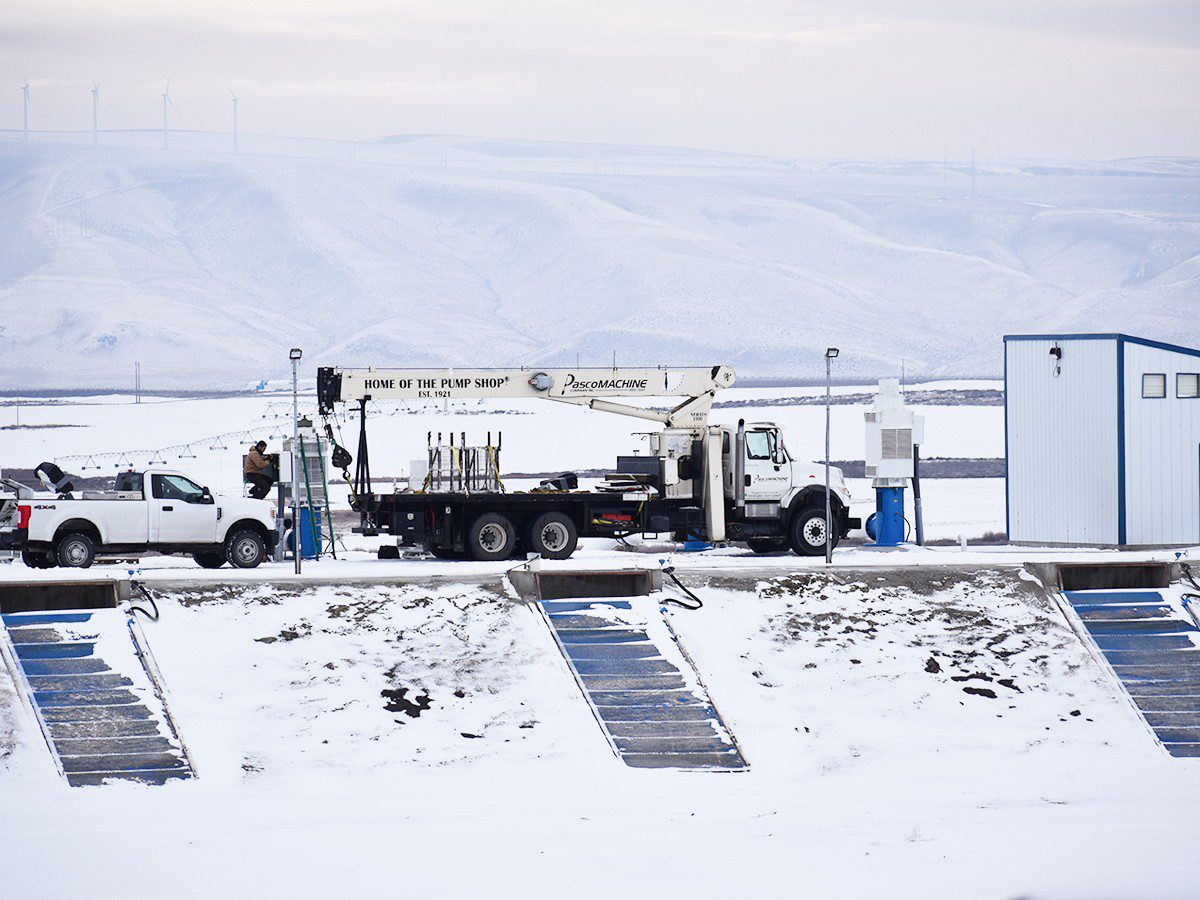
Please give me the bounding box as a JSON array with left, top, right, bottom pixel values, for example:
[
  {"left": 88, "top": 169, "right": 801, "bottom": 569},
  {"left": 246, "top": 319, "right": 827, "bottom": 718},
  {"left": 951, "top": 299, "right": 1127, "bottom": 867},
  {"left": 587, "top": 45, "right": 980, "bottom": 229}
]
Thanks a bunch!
[
  {"left": 1, "top": 136, "right": 1198, "bottom": 388},
  {"left": 2, "top": 567, "right": 1199, "bottom": 897}
]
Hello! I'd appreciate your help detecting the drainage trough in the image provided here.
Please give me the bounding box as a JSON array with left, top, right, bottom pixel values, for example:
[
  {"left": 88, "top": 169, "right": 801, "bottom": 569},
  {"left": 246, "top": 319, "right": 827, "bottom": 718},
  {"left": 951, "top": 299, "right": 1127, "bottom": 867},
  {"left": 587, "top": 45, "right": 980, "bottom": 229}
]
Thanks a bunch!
[
  {"left": 510, "top": 567, "right": 746, "bottom": 771},
  {"left": 0, "top": 580, "right": 126, "bottom": 615}
]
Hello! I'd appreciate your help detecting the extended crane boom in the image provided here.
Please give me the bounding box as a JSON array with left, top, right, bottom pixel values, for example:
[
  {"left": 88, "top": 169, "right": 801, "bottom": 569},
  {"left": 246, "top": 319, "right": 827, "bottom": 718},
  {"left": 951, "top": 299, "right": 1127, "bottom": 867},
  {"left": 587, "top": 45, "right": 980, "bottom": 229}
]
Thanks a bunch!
[{"left": 318, "top": 365, "right": 736, "bottom": 431}]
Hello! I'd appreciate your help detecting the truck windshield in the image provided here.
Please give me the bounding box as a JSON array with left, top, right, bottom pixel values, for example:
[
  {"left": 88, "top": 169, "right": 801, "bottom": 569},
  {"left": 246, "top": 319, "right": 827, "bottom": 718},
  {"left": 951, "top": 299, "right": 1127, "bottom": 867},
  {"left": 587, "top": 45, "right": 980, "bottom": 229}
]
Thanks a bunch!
[{"left": 152, "top": 474, "right": 205, "bottom": 503}]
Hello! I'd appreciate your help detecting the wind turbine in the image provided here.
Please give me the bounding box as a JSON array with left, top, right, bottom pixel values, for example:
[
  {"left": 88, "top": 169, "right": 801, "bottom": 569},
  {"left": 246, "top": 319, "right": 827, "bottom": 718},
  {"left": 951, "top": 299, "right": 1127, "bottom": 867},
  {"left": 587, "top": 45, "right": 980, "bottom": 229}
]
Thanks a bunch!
[
  {"left": 91, "top": 82, "right": 99, "bottom": 145},
  {"left": 161, "top": 80, "right": 173, "bottom": 149},
  {"left": 229, "top": 88, "right": 238, "bottom": 154},
  {"left": 21, "top": 80, "right": 29, "bottom": 142}
]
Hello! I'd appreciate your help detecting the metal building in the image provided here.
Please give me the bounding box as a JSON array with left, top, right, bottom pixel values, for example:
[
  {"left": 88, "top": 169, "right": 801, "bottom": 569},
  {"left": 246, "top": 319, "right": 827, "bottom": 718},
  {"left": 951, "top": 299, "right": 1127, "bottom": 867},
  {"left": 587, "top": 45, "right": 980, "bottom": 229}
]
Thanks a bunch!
[{"left": 1005, "top": 333, "right": 1200, "bottom": 547}]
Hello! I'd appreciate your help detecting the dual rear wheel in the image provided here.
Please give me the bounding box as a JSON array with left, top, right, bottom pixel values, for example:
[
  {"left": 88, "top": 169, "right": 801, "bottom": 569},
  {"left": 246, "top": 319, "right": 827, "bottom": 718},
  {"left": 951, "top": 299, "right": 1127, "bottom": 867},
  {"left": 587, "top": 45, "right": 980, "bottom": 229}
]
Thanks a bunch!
[{"left": 464, "top": 511, "right": 578, "bottom": 561}]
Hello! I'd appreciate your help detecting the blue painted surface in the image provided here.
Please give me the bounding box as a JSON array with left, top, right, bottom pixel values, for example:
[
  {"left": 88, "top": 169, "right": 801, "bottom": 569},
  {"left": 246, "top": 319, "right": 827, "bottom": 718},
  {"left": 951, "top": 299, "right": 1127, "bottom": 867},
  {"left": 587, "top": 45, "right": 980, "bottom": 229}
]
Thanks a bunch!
[
  {"left": 866, "top": 487, "right": 906, "bottom": 546},
  {"left": 3, "top": 610, "right": 193, "bottom": 787},
  {"left": 1093, "top": 634, "right": 1196, "bottom": 651},
  {"left": 1064, "top": 590, "right": 1200, "bottom": 758},
  {"left": 2, "top": 612, "right": 94, "bottom": 626},
  {"left": 537, "top": 597, "right": 746, "bottom": 771},
  {"left": 563, "top": 642, "right": 662, "bottom": 661},
  {"left": 1083, "top": 619, "right": 1197, "bottom": 635},
  {"left": 299, "top": 506, "right": 320, "bottom": 559},
  {"left": 17, "top": 657, "right": 110, "bottom": 675},
  {"left": 15, "top": 642, "right": 97, "bottom": 659},
  {"left": 1004, "top": 333, "right": 1200, "bottom": 359},
  {"left": 1117, "top": 336, "right": 1127, "bottom": 546},
  {"left": 540, "top": 600, "right": 633, "bottom": 613},
  {"left": 1067, "top": 590, "right": 1171, "bottom": 605},
  {"left": 555, "top": 629, "right": 648, "bottom": 644},
  {"left": 1003, "top": 341, "right": 1010, "bottom": 541}
]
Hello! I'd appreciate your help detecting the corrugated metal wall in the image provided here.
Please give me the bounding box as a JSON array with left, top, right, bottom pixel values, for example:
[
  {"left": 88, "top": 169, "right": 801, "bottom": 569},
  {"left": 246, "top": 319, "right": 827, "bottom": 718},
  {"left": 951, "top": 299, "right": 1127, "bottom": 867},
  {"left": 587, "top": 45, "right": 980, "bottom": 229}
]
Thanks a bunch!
[
  {"left": 1005, "top": 337, "right": 1119, "bottom": 544},
  {"left": 1122, "top": 341, "right": 1200, "bottom": 546}
]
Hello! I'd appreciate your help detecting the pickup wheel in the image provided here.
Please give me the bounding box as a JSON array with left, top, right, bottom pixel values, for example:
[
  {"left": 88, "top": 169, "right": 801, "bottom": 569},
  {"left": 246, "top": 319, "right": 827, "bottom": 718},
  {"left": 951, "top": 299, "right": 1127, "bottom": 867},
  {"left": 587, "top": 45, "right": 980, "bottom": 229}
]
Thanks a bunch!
[
  {"left": 226, "top": 529, "right": 267, "bottom": 568},
  {"left": 788, "top": 507, "right": 837, "bottom": 557},
  {"left": 528, "top": 512, "right": 578, "bottom": 560},
  {"left": 55, "top": 532, "right": 96, "bottom": 568},
  {"left": 193, "top": 550, "right": 227, "bottom": 569},
  {"left": 746, "top": 538, "right": 787, "bottom": 555},
  {"left": 466, "top": 513, "right": 516, "bottom": 562},
  {"left": 21, "top": 549, "right": 56, "bottom": 569}
]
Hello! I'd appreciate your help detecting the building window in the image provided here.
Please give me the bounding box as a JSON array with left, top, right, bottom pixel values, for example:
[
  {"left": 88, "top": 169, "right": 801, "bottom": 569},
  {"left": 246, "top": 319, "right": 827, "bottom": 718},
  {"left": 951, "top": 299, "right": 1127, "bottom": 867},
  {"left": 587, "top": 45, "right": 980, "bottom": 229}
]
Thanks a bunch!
[
  {"left": 1142, "top": 373, "right": 1167, "bottom": 398},
  {"left": 1178, "top": 373, "right": 1200, "bottom": 399}
]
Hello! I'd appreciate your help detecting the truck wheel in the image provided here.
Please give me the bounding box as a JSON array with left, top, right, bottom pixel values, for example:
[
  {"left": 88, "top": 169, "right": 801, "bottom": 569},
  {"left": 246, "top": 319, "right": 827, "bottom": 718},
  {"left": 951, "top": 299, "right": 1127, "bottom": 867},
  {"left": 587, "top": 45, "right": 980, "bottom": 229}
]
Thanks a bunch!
[
  {"left": 528, "top": 512, "right": 578, "bottom": 560},
  {"left": 226, "top": 529, "right": 267, "bottom": 568},
  {"left": 56, "top": 532, "right": 96, "bottom": 568},
  {"left": 21, "top": 549, "right": 56, "bottom": 569},
  {"left": 193, "top": 551, "right": 227, "bottom": 569},
  {"left": 467, "top": 513, "right": 516, "bottom": 562},
  {"left": 746, "top": 538, "right": 787, "bottom": 555},
  {"left": 788, "top": 507, "right": 837, "bottom": 557}
]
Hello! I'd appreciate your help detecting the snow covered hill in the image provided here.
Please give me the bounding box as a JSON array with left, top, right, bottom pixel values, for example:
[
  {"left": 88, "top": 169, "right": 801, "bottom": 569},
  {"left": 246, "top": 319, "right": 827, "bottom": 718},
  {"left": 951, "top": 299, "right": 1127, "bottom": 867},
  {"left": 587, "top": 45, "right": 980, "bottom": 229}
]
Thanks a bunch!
[{"left": 1, "top": 134, "right": 1198, "bottom": 388}]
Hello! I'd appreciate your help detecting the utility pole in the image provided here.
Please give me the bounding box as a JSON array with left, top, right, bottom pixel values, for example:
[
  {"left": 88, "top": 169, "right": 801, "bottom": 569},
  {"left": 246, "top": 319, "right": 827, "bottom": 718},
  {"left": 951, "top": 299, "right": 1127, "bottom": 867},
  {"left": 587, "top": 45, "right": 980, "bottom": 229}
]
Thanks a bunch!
[
  {"left": 290, "top": 348, "right": 303, "bottom": 574},
  {"left": 135, "top": 361, "right": 141, "bottom": 403},
  {"left": 161, "top": 81, "right": 171, "bottom": 150},
  {"left": 942, "top": 143, "right": 948, "bottom": 200},
  {"left": 91, "top": 83, "right": 99, "bottom": 144},
  {"left": 230, "top": 90, "right": 238, "bottom": 154},
  {"left": 21, "top": 81, "right": 29, "bottom": 142},
  {"left": 824, "top": 347, "right": 840, "bottom": 565}
]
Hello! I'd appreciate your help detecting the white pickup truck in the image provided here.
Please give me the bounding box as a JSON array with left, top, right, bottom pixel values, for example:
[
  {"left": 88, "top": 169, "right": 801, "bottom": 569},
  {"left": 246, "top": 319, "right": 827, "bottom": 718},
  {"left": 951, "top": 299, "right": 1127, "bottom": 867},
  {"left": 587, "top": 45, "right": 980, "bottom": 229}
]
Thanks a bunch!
[{"left": 1, "top": 467, "right": 277, "bottom": 569}]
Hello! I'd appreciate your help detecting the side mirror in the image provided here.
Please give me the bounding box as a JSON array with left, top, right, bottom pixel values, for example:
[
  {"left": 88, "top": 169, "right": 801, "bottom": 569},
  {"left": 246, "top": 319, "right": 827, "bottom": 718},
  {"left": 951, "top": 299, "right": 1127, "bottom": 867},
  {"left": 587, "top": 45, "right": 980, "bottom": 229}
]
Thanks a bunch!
[{"left": 199, "top": 487, "right": 214, "bottom": 505}]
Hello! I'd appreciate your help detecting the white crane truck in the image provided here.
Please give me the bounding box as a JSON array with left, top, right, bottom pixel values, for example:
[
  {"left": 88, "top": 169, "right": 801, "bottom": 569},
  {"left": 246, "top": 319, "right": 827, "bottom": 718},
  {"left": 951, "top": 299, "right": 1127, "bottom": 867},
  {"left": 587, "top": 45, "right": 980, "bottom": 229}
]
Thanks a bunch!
[
  {"left": 318, "top": 365, "right": 859, "bottom": 561},
  {"left": 1, "top": 467, "right": 277, "bottom": 569}
]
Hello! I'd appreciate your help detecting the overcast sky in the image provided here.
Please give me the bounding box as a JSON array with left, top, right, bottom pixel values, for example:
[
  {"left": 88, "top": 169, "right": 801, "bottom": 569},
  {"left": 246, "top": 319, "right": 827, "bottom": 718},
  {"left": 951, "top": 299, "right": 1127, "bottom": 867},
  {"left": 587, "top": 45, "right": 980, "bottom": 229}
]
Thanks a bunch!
[{"left": 1, "top": 0, "right": 1197, "bottom": 159}]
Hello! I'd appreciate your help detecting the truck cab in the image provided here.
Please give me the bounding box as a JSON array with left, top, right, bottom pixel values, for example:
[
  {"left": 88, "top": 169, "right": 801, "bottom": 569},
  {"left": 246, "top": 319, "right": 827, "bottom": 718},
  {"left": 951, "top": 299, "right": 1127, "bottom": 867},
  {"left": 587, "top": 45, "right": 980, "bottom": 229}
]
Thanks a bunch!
[{"left": 720, "top": 422, "right": 858, "bottom": 554}]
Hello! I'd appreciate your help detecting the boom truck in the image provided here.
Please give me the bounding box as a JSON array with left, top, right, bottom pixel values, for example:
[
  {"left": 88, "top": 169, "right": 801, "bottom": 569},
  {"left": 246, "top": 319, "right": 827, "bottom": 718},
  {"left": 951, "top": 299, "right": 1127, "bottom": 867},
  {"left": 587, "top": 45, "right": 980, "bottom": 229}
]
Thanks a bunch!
[{"left": 317, "top": 365, "right": 859, "bottom": 561}]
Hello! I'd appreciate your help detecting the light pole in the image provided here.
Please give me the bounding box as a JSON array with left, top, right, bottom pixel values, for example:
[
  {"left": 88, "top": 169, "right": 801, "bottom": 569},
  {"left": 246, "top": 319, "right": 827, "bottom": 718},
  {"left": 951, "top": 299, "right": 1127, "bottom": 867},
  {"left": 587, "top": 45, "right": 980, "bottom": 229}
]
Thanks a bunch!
[
  {"left": 290, "top": 348, "right": 303, "bottom": 574},
  {"left": 824, "top": 347, "right": 839, "bottom": 564}
]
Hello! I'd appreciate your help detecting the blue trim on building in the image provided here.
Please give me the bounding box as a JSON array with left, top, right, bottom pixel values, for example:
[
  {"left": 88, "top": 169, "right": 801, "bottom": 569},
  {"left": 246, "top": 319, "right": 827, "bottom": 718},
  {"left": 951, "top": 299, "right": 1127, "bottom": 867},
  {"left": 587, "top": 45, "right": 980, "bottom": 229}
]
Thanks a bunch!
[
  {"left": 1003, "top": 341, "right": 1010, "bottom": 540},
  {"left": 1004, "top": 332, "right": 1200, "bottom": 360},
  {"left": 1117, "top": 336, "right": 1127, "bottom": 546},
  {"left": 1004, "top": 333, "right": 1123, "bottom": 343}
]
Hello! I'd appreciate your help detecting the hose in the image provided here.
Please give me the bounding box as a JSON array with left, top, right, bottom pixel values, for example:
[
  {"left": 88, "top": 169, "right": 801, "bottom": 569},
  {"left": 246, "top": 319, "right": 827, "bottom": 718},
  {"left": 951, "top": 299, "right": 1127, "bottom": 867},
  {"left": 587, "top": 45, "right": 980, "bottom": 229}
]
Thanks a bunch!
[
  {"left": 129, "top": 580, "right": 160, "bottom": 622},
  {"left": 1182, "top": 562, "right": 1200, "bottom": 592},
  {"left": 661, "top": 566, "right": 703, "bottom": 610}
]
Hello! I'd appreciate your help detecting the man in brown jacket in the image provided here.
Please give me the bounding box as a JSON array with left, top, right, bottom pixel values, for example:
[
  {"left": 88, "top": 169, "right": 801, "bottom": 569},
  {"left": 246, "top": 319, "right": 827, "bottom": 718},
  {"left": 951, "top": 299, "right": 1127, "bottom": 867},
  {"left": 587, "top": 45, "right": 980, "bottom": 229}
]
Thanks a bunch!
[{"left": 244, "top": 440, "right": 276, "bottom": 499}]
